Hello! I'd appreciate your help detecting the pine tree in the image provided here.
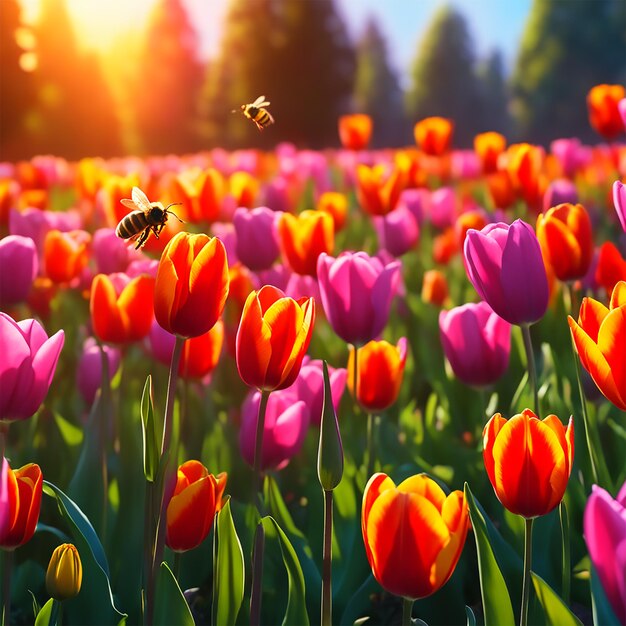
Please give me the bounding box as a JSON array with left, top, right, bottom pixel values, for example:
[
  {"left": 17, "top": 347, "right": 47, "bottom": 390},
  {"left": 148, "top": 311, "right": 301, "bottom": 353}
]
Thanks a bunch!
[
  {"left": 133, "top": 0, "right": 205, "bottom": 155},
  {"left": 200, "top": 0, "right": 355, "bottom": 149},
  {"left": 511, "top": 0, "right": 626, "bottom": 144},
  {"left": 405, "top": 5, "right": 484, "bottom": 148},
  {"left": 354, "top": 17, "right": 407, "bottom": 147},
  {"left": 476, "top": 50, "right": 511, "bottom": 136}
]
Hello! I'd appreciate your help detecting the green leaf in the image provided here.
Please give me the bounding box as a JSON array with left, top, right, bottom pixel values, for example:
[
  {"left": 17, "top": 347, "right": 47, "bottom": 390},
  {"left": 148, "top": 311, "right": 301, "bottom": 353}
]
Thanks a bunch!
[
  {"left": 34, "top": 598, "right": 56, "bottom": 626},
  {"left": 42, "top": 481, "right": 127, "bottom": 624},
  {"left": 141, "top": 375, "right": 159, "bottom": 482},
  {"left": 212, "top": 497, "right": 245, "bottom": 626},
  {"left": 465, "top": 606, "right": 477, "bottom": 626},
  {"left": 590, "top": 565, "right": 620, "bottom": 626},
  {"left": 154, "top": 561, "right": 195, "bottom": 626},
  {"left": 464, "top": 483, "right": 515, "bottom": 626},
  {"left": 53, "top": 412, "right": 83, "bottom": 446},
  {"left": 531, "top": 572, "right": 582, "bottom": 626},
  {"left": 261, "top": 516, "right": 309, "bottom": 626},
  {"left": 317, "top": 360, "right": 344, "bottom": 491}
]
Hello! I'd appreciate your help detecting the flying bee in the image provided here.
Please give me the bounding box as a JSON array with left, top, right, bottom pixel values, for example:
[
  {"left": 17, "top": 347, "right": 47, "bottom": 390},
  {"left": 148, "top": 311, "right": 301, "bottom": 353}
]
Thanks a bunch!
[
  {"left": 116, "top": 186, "right": 184, "bottom": 249},
  {"left": 233, "top": 95, "right": 274, "bottom": 130}
]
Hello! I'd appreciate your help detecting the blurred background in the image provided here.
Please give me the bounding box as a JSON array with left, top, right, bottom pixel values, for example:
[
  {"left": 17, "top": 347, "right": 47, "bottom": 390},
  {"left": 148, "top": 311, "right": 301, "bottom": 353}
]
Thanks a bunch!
[{"left": 1, "top": 0, "right": 625, "bottom": 161}]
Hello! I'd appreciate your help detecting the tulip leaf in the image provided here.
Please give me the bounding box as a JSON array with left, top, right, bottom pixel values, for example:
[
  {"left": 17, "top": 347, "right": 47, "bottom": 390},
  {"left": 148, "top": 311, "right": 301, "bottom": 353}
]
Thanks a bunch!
[
  {"left": 34, "top": 598, "right": 55, "bottom": 626},
  {"left": 154, "top": 561, "right": 194, "bottom": 626},
  {"left": 590, "top": 566, "right": 620, "bottom": 626},
  {"left": 53, "top": 412, "right": 83, "bottom": 446},
  {"left": 531, "top": 572, "right": 582, "bottom": 626},
  {"left": 212, "top": 497, "right": 245, "bottom": 626},
  {"left": 141, "top": 375, "right": 159, "bottom": 482},
  {"left": 465, "top": 606, "right": 477, "bottom": 626},
  {"left": 464, "top": 484, "right": 515, "bottom": 626},
  {"left": 261, "top": 516, "right": 310, "bottom": 626}
]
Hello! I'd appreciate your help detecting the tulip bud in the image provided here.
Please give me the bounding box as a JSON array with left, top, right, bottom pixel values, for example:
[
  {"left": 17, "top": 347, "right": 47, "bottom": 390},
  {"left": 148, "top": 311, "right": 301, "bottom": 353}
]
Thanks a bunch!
[
  {"left": 46, "top": 543, "right": 83, "bottom": 601},
  {"left": 317, "top": 361, "right": 344, "bottom": 492}
]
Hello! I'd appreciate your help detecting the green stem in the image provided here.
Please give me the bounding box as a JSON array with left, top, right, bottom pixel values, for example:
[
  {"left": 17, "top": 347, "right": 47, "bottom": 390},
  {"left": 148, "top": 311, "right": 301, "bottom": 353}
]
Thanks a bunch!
[
  {"left": 97, "top": 342, "right": 111, "bottom": 542},
  {"left": 252, "top": 390, "right": 270, "bottom": 510},
  {"left": 47, "top": 599, "right": 60, "bottom": 626},
  {"left": 142, "top": 479, "right": 155, "bottom": 625},
  {"left": 173, "top": 552, "right": 182, "bottom": 581},
  {"left": 520, "top": 517, "right": 534, "bottom": 626},
  {"left": 249, "top": 522, "right": 265, "bottom": 626},
  {"left": 146, "top": 335, "right": 185, "bottom": 626},
  {"left": 351, "top": 344, "right": 359, "bottom": 411},
  {"left": 321, "top": 490, "right": 333, "bottom": 626},
  {"left": 559, "top": 501, "right": 570, "bottom": 605},
  {"left": 366, "top": 413, "right": 376, "bottom": 477},
  {"left": 521, "top": 324, "right": 539, "bottom": 415},
  {"left": 402, "top": 597, "right": 414, "bottom": 626},
  {"left": 1, "top": 549, "right": 13, "bottom": 626}
]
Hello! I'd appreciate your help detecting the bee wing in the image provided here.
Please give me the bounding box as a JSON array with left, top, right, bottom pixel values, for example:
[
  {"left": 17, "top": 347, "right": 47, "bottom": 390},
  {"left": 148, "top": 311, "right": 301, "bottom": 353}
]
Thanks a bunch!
[
  {"left": 253, "top": 95, "right": 269, "bottom": 107},
  {"left": 120, "top": 198, "right": 138, "bottom": 210},
  {"left": 131, "top": 187, "right": 152, "bottom": 212},
  {"left": 266, "top": 110, "right": 275, "bottom": 124}
]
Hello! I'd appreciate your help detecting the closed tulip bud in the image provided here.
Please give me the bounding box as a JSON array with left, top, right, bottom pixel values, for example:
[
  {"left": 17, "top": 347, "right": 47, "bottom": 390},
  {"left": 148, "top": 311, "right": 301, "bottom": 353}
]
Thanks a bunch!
[
  {"left": 233, "top": 206, "right": 281, "bottom": 271},
  {"left": 587, "top": 84, "right": 626, "bottom": 139},
  {"left": 542, "top": 179, "right": 578, "bottom": 213},
  {"left": 317, "top": 361, "right": 344, "bottom": 491},
  {"left": 76, "top": 338, "right": 121, "bottom": 405},
  {"left": 595, "top": 242, "right": 626, "bottom": 295},
  {"left": 92, "top": 228, "right": 141, "bottom": 275},
  {"left": 439, "top": 302, "right": 511, "bottom": 388},
  {"left": 43, "top": 229, "right": 90, "bottom": 284},
  {"left": 464, "top": 220, "right": 549, "bottom": 326},
  {"left": 46, "top": 544, "right": 82, "bottom": 601},
  {"left": 536, "top": 203, "right": 593, "bottom": 282},
  {"left": 474, "top": 131, "right": 506, "bottom": 173},
  {"left": 355, "top": 164, "right": 407, "bottom": 217},
  {"left": 568, "top": 281, "right": 626, "bottom": 411},
  {"left": 362, "top": 473, "right": 469, "bottom": 600},
  {"left": 338, "top": 114, "right": 373, "bottom": 151},
  {"left": 0, "top": 235, "right": 38, "bottom": 307},
  {"left": 429, "top": 187, "right": 456, "bottom": 229},
  {"left": 613, "top": 180, "right": 626, "bottom": 233},
  {"left": 154, "top": 232, "right": 229, "bottom": 338},
  {"left": 421, "top": 269, "right": 449, "bottom": 307},
  {"left": 551, "top": 138, "right": 584, "bottom": 177},
  {"left": 483, "top": 409, "right": 574, "bottom": 518},
  {"left": 236, "top": 285, "right": 315, "bottom": 391},
  {"left": 0, "top": 462, "right": 43, "bottom": 549},
  {"left": 317, "top": 191, "right": 348, "bottom": 233},
  {"left": 414, "top": 117, "right": 454, "bottom": 156},
  {"left": 166, "top": 461, "right": 226, "bottom": 552},
  {"left": 373, "top": 204, "right": 419, "bottom": 257},
  {"left": 230, "top": 170, "right": 259, "bottom": 209},
  {"left": 347, "top": 338, "right": 407, "bottom": 412}
]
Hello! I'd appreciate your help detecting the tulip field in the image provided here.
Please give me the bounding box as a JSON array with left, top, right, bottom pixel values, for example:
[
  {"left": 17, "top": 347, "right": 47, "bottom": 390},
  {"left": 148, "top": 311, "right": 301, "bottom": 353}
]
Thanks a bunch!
[{"left": 1, "top": 84, "right": 626, "bottom": 626}]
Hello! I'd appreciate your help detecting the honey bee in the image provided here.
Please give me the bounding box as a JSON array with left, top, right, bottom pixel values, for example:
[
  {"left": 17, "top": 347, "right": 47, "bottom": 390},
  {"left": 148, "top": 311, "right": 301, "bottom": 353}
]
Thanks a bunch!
[
  {"left": 234, "top": 95, "right": 274, "bottom": 130},
  {"left": 116, "top": 187, "right": 183, "bottom": 249}
]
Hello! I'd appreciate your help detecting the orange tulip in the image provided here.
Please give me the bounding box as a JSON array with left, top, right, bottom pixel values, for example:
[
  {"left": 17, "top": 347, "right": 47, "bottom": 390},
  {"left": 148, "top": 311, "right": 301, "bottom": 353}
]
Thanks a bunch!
[
  {"left": 587, "top": 84, "right": 626, "bottom": 139},
  {"left": 421, "top": 269, "right": 449, "bottom": 307},
  {"left": 338, "top": 114, "right": 373, "bottom": 150},
  {"left": 486, "top": 170, "right": 516, "bottom": 210},
  {"left": 362, "top": 472, "right": 469, "bottom": 600},
  {"left": 317, "top": 191, "right": 348, "bottom": 232},
  {"left": 432, "top": 227, "right": 459, "bottom": 265},
  {"left": 179, "top": 320, "right": 224, "bottom": 379},
  {"left": 474, "top": 131, "right": 506, "bottom": 173},
  {"left": 278, "top": 210, "right": 334, "bottom": 276},
  {"left": 91, "top": 273, "right": 155, "bottom": 344},
  {"left": 454, "top": 209, "right": 489, "bottom": 249},
  {"left": 0, "top": 463, "right": 43, "bottom": 549},
  {"left": 595, "top": 241, "right": 626, "bottom": 295},
  {"left": 348, "top": 338, "right": 407, "bottom": 412},
  {"left": 230, "top": 171, "right": 259, "bottom": 209},
  {"left": 101, "top": 174, "right": 142, "bottom": 228},
  {"left": 506, "top": 143, "right": 547, "bottom": 212},
  {"left": 414, "top": 117, "right": 454, "bottom": 156},
  {"left": 43, "top": 229, "right": 91, "bottom": 284},
  {"left": 536, "top": 203, "right": 593, "bottom": 282},
  {"left": 568, "top": 281, "right": 626, "bottom": 411},
  {"left": 169, "top": 167, "right": 225, "bottom": 223},
  {"left": 483, "top": 409, "right": 574, "bottom": 518},
  {"left": 165, "top": 461, "right": 226, "bottom": 553},
  {"left": 236, "top": 285, "right": 315, "bottom": 392},
  {"left": 356, "top": 164, "right": 407, "bottom": 217},
  {"left": 154, "top": 232, "right": 229, "bottom": 338}
]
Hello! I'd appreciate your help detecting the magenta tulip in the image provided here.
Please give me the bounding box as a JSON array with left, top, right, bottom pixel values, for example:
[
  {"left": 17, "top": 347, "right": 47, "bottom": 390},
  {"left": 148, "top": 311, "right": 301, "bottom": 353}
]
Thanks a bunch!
[
  {"left": 233, "top": 206, "right": 281, "bottom": 271},
  {"left": 0, "top": 457, "right": 8, "bottom": 539},
  {"left": 543, "top": 179, "right": 579, "bottom": 213},
  {"left": 373, "top": 204, "right": 419, "bottom": 257},
  {"left": 613, "top": 180, "right": 626, "bottom": 233},
  {"left": 0, "top": 313, "right": 64, "bottom": 421},
  {"left": 76, "top": 338, "right": 121, "bottom": 405},
  {"left": 618, "top": 98, "right": 626, "bottom": 130},
  {"left": 294, "top": 357, "right": 347, "bottom": 427},
  {"left": 584, "top": 481, "right": 626, "bottom": 624},
  {"left": 550, "top": 138, "right": 584, "bottom": 177},
  {"left": 239, "top": 388, "right": 310, "bottom": 470},
  {"left": 0, "top": 235, "right": 38, "bottom": 307},
  {"left": 317, "top": 251, "right": 401, "bottom": 346},
  {"left": 439, "top": 302, "right": 511, "bottom": 387},
  {"left": 9, "top": 207, "right": 80, "bottom": 255},
  {"left": 464, "top": 219, "right": 549, "bottom": 326},
  {"left": 429, "top": 187, "right": 456, "bottom": 229},
  {"left": 92, "top": 228, "right": 141, "bottom": 275}
]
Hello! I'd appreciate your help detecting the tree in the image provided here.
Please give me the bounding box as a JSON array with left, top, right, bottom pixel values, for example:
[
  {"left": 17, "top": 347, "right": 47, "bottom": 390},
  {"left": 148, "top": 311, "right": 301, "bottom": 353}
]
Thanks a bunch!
[
  {"left": 0, "top": 0, "right": 37, "bottom": 159},
  {"left": 405, "top": 5, "right": 485, "bottom": 148},
  {"left": 511, "top": 0, "right": 626, "bottom": 144},
  {"left": 133, "top": 0, "right": 205, "bottom": 155},
  {"left": 200, "top": 0, "right": 355, "bottom": 149},
  {"left": 476, "top": 50, "right": 511, "bottom": 137},
  {"left": 354, "top": 17, "right": 408, "bottom": 147}
]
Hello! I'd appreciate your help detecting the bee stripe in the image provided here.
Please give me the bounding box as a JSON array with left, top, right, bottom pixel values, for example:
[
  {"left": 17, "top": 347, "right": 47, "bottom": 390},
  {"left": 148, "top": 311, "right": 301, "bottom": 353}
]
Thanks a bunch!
[{"left": 117, "top": 211, "right": 148, "bottom": 239}]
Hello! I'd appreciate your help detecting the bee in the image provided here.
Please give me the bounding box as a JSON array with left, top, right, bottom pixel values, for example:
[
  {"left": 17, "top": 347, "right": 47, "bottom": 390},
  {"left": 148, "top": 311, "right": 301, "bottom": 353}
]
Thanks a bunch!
[
  {"left": 234, "top": 95, "right": 274, "bottom": 130},
  {"left": 116, "top": 186, "right": 184, "bottom": 249}
]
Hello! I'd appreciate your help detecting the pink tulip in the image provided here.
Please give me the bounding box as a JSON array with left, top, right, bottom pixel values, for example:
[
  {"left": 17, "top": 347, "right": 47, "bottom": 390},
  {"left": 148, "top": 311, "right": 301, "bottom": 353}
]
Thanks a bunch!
[
  {"left": 262, "top": 176, "right": 292, "bottom": 214},
  {"left": 317, "top": 251, "right": 401, "bottom": 346},
  {"left": 451, "top": 150, "right": 481, "bottom": 179},
  {"left": 464, "top": 220, "right": 549, "bottom": 326},
  {"left": 613, "top": 180, "right": 626, "bottom": 232},
  {"left": 0, "top": 457, "right": 8, "bottom": 539},
  {"left": 210, "top": 222, "right": 238, "bottom": 265},
  {"left": 0, "top": 235, "right": 38, "bottom": 307},
  {"left": 618, "top": 98, "right": 626, "bottom": 131},
  {"left": 543, "top": 179, "right": 579, "bottom": 212},
  {"left": 239, "top": 388, "right": 310, "bottom": 470},
  {"left": 550, "top": 138, "right": 584, "bottom": 177},
  {"left": 584, "top": 481, "right": 626, "bottom": 624},
  {"left": 439, "top": 302, "right": 511, "bottom": 387},
  {"left": 373, "top": 204, "right": 419, "bottom": 257},
  {"left": 294, "top": 357, "right": 347, "bottom": 427},
  {"left": 0, "top": 313, "right": 64, "bottom": 421},
  {"left": 126, "top": 259, "right": 159, "bottom": 279},
  {"left": 9, "top": 207, "right": 81, "bottom": 256},
  {"left": 76, "top": 338, "right": 121, "bottom": 405},
  {"left": 397, "top": 188, "right": 429, "bottom": 226},
  {"left": 429, "top": 187, "right": 456, "bottom": 229},
  {"left": 252, "top": 264, "right": 291, "bottom": 293},
  {"left": 233, "top": 207, "right": 281, "bottom": 271},
  {"left": 92, "top": 228, "right": 141, "bottom": 274}
]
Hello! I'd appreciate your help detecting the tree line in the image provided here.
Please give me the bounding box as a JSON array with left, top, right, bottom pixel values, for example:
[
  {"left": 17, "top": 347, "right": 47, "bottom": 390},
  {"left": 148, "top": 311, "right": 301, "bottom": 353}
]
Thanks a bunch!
[{"left": 1, "top": 0, "right": 625, "bottom": 160}]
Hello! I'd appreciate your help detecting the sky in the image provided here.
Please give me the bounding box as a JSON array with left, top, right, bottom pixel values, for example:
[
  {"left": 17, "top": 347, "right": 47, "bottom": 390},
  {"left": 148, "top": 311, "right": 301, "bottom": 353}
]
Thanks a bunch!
[{"left": 18, "top": 0, "right": 532, "bottom": 83}]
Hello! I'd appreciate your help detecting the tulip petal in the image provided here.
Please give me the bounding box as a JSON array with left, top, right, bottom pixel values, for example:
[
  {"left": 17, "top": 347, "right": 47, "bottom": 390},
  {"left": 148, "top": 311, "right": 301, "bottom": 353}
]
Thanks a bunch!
[
  {"left": 236, "top": 292, "right": 272, "bottom": 388},
  {"left": 597, "top": 306, "right": 626, "bottom": 408}
]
